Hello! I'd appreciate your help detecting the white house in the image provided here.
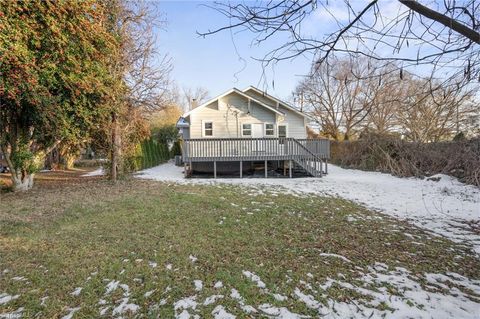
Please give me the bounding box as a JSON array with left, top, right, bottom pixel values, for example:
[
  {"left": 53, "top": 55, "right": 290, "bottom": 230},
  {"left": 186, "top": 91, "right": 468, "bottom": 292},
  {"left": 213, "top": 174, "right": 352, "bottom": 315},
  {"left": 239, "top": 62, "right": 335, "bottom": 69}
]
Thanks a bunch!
[{"left": 176, "top": 86, "right": 329, "bottom": 178}]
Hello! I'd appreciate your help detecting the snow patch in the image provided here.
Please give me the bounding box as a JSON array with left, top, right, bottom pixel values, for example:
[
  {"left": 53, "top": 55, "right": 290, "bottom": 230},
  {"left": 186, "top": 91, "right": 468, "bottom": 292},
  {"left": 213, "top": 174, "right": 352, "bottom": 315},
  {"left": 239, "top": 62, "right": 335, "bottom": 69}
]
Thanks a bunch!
[
  {"left": 70, "top": 287, "right": 82, "bottom": 296},
  {"left": 61, "top": 307, "right": 81, "bottom": 319},
  {"left": 258, "top": 304, "right": 308, "bottom": 318},
  {"left": 211, "top": 305, "right": 236, "bottom": 319},
  {"left": 82, "top": 168, "right": 104, "bottom": 177},
  {"left": 0, "top": 293, "right": 19, "bottom": 305},
  {"left": 203, "top": 294, "right": 224, "bottom": 306},
  {"left": 242, "top": 270, "right": 266, "bottom": 288},
  {"left": 319, "top": 253, "right": 351, "bottom": 263},
  {"left": 0, "top": 307, "right": 24, "bottom": 319},
  {"left": 194, "top": 280, "right": 203, "bottom": 291},
  {"left": 174, "top": 296, "right": 197, "bottom": 318}
]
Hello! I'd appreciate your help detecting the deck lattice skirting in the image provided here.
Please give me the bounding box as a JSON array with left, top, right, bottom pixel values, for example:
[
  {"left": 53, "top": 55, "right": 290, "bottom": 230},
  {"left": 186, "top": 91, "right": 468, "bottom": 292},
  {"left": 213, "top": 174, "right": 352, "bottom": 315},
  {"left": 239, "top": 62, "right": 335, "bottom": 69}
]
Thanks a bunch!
[{"left": 181, "top": 138, "right": 330, "bottom": 178}]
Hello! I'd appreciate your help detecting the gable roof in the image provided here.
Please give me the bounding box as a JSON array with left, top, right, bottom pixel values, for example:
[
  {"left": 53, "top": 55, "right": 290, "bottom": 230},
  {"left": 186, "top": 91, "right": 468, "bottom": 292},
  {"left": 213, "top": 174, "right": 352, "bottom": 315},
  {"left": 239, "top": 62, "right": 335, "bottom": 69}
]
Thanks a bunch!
[
  {"left": 182, "top": 87, "right": 285, "bottom": 118},
  {"left": 242, "top": 86, "right": 312, "bottom": 119}
]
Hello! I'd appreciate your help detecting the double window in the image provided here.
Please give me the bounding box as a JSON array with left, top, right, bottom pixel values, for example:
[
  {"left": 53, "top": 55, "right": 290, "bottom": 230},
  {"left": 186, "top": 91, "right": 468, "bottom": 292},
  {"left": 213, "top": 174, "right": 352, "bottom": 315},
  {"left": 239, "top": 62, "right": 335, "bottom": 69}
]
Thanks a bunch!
[
  {"left": 265, "top": 123, "right": 274, "bottom": 136},
  {"left": 242, "top": 123, "right": 252, "bottom": 136},
  {"left": 203, "top": 121, "right": 213, "bottom": 137}
]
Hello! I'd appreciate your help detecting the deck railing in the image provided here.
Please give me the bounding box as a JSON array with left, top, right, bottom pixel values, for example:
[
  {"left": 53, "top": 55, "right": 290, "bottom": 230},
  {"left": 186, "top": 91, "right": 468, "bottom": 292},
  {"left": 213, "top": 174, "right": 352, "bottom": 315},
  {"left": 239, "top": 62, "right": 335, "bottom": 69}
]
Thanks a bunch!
[
  {"left": 182, "top": 138, "right": 330, "bottom": 162},
  {"left": 296, "top": 139, "right": 330, "bottom": 159}
]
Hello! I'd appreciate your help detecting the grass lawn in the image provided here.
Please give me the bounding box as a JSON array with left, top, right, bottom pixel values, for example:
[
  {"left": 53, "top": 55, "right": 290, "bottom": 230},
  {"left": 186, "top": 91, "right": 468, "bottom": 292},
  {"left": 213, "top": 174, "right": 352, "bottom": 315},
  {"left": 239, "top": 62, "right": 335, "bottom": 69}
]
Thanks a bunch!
[{"left": 0, "top": 171, "right": 479, "bottom": 318}]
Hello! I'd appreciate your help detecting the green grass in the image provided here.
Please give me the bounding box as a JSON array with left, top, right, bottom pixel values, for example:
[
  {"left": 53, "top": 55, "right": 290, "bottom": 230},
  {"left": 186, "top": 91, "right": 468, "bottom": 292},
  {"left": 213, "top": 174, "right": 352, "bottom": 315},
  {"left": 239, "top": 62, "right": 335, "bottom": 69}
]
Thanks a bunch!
[{"left": 0, "top": 179, "right": 479, "bottom": 318}]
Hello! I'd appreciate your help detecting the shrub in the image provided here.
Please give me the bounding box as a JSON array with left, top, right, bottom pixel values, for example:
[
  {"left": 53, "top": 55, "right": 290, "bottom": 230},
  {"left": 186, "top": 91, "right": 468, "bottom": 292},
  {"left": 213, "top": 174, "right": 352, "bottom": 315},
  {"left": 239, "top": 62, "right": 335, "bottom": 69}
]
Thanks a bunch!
[
  {"left": 138, "top": 139, "right": 171, "bottom": 170},
  {"left": 170, "top": 140, "right": 182, "bottom": 157}
]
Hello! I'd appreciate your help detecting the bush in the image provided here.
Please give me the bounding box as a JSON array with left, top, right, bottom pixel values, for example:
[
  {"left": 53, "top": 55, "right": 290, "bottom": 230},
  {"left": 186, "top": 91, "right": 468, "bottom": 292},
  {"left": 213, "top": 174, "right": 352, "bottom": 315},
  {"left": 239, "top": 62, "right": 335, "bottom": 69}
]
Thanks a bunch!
[
  {"left": 331, "top": 133, "right": 480, "bottom": 186},
  {"left": 170, "top": 140, "right": 182, "bottom": 157},
  {"left": 138, "top": 139, "right": 171, "bottom": 170},
  {"left": 153, "top": 124, "right": 179, "bottom": 145}
]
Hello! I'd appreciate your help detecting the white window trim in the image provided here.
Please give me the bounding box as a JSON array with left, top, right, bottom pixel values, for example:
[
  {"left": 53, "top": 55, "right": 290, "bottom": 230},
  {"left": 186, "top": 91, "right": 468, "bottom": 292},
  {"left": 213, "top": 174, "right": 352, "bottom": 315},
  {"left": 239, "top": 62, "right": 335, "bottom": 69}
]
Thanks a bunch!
[
  {"left": 264, "top": 123, "right": 275, "bottom": 136},
  {"left": 202, "top": 120, "right": 214, "bottom": 137},
  {"left": 241, "top": 123, "right": 252, "bottom": 137},
  {"left": 277, "top": 123, "right": 288, "bottom": 138}
]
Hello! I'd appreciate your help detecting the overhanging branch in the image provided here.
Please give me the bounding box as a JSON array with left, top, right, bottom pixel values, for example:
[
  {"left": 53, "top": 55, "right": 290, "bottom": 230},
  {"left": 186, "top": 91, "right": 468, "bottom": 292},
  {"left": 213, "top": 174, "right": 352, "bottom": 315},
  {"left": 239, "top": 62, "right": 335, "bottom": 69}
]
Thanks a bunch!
[{"left": 398, "top": 0, "right": 480, "bottom": 44}]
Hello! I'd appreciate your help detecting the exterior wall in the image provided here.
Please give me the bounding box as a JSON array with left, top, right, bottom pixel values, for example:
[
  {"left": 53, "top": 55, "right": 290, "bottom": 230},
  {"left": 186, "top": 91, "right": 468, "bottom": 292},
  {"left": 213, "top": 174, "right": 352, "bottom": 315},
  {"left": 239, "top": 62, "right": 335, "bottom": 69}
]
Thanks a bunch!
[
  {"left": 186, "top": 90, "right": 307, "bottom": 139},
  {"left": 181, "top": 127, "right": 190, "bottom": 139},
  {"left": 243, "top": 89, "right": 307, "bottom": 139},
  {"left": 278, "top": 106, "right": 307, "bottom": 139},
  {"left": 188, "top": 92, "right": 276, "bottom": 138}
]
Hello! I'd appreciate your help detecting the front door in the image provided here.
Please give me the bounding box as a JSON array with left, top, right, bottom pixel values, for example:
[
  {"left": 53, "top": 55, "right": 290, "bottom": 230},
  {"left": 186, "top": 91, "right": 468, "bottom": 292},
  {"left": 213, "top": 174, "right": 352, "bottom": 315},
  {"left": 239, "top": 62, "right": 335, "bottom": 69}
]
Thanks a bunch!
[
  {"left": 252, "top": 123, "right": 263, "bottom": 138},
  {"left": 252, "top": 123, "right": 264, "bottom": 152}
]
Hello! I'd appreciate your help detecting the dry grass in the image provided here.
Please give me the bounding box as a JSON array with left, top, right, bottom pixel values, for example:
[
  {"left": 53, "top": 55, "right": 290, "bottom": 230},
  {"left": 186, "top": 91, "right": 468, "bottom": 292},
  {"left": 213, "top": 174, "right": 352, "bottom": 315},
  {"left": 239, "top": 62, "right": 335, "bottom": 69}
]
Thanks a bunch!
[{"left": 0, "top": 173, "right": 479, "bottom": 318}]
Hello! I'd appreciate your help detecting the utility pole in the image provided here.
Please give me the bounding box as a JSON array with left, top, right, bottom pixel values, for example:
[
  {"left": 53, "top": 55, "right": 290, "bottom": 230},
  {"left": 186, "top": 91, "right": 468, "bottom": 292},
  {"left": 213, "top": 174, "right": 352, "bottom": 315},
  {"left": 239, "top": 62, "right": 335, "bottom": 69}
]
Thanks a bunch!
[
  {"left": 293, "top": 91, "right": 304, "bottom": 111},
  {"left": 300, "top": 91, "right": 304, "bottom": 112}
]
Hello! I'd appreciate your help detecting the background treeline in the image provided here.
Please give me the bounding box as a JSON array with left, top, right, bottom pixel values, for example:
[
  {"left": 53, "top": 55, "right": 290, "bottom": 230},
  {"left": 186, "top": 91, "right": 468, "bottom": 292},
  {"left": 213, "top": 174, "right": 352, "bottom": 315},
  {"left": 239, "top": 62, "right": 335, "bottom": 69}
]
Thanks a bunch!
[
  {"left": 297, "top": 57, "right": 479, "bottom": 142},
  {"left": 331, "top": 134, "right": 480, "bottom": 187},
  {"left": 297, "top": 57, "right": 479, "bottom": 186}
]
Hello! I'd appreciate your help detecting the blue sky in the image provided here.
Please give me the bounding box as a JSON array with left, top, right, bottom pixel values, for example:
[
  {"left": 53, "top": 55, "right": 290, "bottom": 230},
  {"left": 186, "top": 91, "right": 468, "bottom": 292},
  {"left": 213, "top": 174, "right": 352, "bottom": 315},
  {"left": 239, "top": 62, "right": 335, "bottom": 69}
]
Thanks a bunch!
[
  {"left": 155, "top": 1, "right": 456, "bottom": 101},
  {"left": 156, "top": 1, "right": 314, "bottom": 101}
]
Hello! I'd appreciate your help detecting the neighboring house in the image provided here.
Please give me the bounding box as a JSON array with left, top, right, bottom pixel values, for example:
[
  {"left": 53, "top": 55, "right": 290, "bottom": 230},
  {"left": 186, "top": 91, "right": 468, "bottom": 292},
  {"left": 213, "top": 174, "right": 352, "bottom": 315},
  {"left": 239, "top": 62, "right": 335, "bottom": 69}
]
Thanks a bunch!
[{"left": 176, "top": 86, "right": 330, "bottom": 178}]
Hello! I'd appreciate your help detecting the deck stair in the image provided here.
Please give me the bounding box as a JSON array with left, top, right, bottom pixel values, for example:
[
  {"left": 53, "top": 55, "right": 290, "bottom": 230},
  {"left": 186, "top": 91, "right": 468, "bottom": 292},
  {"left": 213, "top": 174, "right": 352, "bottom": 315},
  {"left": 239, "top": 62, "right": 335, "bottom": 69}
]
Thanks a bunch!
[{"left": 288, "top": 139, "right": 323, "bottom": 177}]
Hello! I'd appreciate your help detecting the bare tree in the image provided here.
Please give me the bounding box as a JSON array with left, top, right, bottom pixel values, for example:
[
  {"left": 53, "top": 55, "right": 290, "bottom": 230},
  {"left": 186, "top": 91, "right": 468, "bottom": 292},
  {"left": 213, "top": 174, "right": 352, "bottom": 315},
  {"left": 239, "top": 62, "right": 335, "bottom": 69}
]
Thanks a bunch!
[
  {"left": 199, "top": 1, "right": 480, "bottom": 83},
  {"left": 298, "top": 57, "right": 380, "bottom": 140},
  {"left": 182, "top": 87, "right": 210, "bottom": 111},
  {"left": 297, "top": 61, "right": 344, "bottom": 140},
  {"left": 364, "top": 64, "right": 407, "bottom": 134},
  {"left": 396, "top": 76, "right": 477, "bottom": 142},
  {"left": 105, "top": 1, "right": 173, "bottom": 181}
]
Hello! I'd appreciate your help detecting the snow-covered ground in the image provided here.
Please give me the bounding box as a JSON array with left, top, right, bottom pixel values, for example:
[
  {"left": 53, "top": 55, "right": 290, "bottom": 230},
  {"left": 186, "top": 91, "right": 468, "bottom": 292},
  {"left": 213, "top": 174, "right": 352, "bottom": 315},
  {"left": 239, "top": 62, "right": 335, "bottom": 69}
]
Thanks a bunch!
[
  {"left": 82, "top": 168, "right": 104, "bottom": 177},
  {"left": 136, "top": 162, "right": 480, "bottom": 254}
]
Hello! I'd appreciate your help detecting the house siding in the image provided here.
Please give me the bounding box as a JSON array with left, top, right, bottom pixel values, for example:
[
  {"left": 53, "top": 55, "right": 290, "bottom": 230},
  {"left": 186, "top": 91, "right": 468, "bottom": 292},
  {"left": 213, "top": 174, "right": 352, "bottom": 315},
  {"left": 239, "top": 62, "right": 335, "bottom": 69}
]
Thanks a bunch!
[
  {"left": 185, "top": 90, "right": 307, "bottom": 139},
  {"left": 188, "top": 92, "right": 276, "bottom": 138},
  {"left": 242, "top": 89, "right": 307, "bottom": 138},
  {"left": 278, "top": 106, "right": 307, "bottom": 138}
]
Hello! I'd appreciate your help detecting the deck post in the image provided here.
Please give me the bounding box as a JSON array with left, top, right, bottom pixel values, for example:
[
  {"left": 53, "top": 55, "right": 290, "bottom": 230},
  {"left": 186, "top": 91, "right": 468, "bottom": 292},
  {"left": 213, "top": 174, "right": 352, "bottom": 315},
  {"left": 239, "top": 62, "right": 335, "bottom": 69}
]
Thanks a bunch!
[
  {"left": 325, "top": 159, "right": 328, "bottom": 174},
  {"left": 264, "top": 160, "right": 267, "bottom": 178},
  {"left": 240, "top": 161, "right": 243, "bottom": 178},
  {"left": 318, "top": 159, "right": 323, "bottom": 177},
  {"left": 289, "top": 160, "right": 292, "bottom": 178},
  {"left": 184, "top": 162, "right": 187, "bottom": 178},
  {"left": 214, "top": 161, "right": 217, "bottom": 179}
]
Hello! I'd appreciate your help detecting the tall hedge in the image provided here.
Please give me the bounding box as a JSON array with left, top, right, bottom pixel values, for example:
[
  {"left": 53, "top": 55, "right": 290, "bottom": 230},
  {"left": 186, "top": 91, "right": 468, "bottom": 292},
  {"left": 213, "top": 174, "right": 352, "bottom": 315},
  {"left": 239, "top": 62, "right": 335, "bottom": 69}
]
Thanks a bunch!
[{"left": 135, "top": 139, "right": 171, "bottom": 170}]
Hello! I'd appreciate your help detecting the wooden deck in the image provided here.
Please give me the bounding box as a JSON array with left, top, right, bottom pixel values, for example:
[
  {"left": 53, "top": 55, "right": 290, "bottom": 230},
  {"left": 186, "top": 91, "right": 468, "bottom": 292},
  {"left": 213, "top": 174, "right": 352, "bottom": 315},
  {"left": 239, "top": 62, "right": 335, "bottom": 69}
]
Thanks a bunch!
[{"left": 181, "top": 138, "right": 330, "bottom": 178}]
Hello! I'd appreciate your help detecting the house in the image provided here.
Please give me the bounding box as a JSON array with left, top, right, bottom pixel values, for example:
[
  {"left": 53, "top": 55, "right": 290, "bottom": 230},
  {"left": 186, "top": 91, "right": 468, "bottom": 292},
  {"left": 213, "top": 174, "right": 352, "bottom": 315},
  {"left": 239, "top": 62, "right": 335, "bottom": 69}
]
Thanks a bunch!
[{"left": 176, "top": 86, "right": 330, "bottom": 178}]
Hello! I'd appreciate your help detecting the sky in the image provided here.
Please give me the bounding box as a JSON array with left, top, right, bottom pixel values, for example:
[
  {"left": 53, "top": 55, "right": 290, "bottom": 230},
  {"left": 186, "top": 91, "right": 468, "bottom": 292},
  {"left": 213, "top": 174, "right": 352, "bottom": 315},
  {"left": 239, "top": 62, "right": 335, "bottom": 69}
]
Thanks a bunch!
[
  {"left": 154, "top": 1, "right": 464, "bottom": 102},
  {"left": 156, "top": 1, "right": 314, "bottom": 101}
]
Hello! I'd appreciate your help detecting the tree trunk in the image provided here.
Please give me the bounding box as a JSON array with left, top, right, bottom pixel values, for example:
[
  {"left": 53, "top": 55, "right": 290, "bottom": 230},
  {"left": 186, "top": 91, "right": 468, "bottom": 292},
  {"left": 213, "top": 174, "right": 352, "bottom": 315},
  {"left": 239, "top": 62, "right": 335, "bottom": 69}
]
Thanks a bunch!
[
  {"left": 11, "top": 169, "right": 35, "bottom": 192},
  {"left": 111, "top": 111, "right": 121, "bottom": 182},
  {"left": 64, "top": 154, "right": 76, "bottom": 169}
]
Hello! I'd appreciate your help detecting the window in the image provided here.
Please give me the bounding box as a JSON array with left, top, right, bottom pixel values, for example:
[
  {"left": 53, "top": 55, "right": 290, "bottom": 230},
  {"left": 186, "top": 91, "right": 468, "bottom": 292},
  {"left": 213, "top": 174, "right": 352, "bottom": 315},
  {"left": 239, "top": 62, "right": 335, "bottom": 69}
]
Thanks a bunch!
[
  {"left": 278, "top": 125, "right": 287, "bottom": 138},
  {"left": 265, "top": 123, "right": 274, "bottom": 136},
  {"left": 242, "top": 123, "right": 252, "bottom": 136},
  {"left": 203, "top": 121, "right": 213, "bottom": 136}
]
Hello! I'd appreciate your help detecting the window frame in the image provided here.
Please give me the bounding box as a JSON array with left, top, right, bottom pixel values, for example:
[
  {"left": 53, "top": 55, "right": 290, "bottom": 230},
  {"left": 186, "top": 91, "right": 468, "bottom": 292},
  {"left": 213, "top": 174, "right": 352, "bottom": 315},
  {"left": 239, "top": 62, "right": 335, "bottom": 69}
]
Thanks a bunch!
[
  {"left": 278, "top": 124, "right": 288, "bottom": 138},
  {"left": 241, "top": 123, "right": 252, "bottom": 137},
  {"left": 264, "top": 123, "right": 275, "bottom": 136},
  {"left": 202, "top": 120, "right": 213, "bottom": 137}
]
